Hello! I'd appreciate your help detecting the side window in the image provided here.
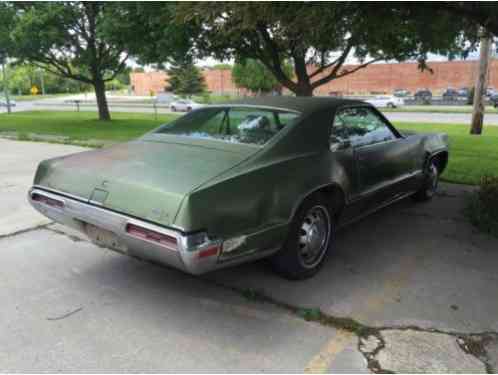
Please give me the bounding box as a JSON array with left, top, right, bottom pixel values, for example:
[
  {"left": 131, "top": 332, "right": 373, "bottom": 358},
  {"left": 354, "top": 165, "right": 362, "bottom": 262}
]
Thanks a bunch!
[{"left": 332, "top": 107, "right": 396, "bottom": 147}]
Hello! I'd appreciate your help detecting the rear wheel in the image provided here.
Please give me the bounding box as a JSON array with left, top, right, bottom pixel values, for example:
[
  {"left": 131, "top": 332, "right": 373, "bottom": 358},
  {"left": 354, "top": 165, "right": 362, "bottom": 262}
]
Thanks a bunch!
[
  {"left": 187, "top": 106, "right": 192, "bottom": 112},
  {"left": 171, "top": 106, "right": 176, "bottom": 112},
  {"left": 271, "top": 194, "right": 333, "bottom": 280},
  {"left": 387, "top": 102, "right": 396, "bottom": 108},
  {"left": 413, "top": 159, "right": 439, "bottom": 201}
]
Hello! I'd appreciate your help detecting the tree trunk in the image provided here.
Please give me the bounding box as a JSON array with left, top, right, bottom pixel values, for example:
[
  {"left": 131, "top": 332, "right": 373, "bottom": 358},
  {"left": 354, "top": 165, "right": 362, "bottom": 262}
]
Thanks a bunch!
[
  {"left": 294, "top": 81, "right": 314, "bottom": 96},
  {"left": 93, "top": 78, "right": 111, "bottom": 121},
  {"left": 470, "top": 32, "right": 492, "bottom": 135},
  {"left": 1, "top": 61, "right": 12, "bottom": 114}
]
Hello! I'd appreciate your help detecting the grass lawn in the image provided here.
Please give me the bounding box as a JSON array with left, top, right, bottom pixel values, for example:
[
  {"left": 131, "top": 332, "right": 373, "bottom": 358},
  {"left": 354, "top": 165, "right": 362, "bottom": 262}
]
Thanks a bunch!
[
  {"left": 395, "top": 122, "right": 498, "bottom": 185},
  {"left": 0, "top": 111, "right": 496, "bottom": 185},
  {"left": 0, "top": 111, "right": 178, "bottom": 142}
]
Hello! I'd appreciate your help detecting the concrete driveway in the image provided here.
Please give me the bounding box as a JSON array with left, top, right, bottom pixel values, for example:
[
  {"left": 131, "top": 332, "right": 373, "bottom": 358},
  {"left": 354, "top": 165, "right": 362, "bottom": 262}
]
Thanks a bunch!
[{"left": 1, "top": 139, "right": 497, "bottom": 372}]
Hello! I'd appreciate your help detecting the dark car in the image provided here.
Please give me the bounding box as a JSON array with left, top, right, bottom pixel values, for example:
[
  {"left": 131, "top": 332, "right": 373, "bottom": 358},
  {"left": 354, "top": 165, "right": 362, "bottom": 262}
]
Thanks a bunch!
[
  {"left": 442, "top": 88, "right": 459, "bottom": 101},
  {"left": 29, "top": 97, "right": 449, "bottom": 280},
  {"left": 414, "top": 89, "right": 433, "bottom": 103},
  {"left": 491, "top": 94, "right": 498, "bottom": 108}
]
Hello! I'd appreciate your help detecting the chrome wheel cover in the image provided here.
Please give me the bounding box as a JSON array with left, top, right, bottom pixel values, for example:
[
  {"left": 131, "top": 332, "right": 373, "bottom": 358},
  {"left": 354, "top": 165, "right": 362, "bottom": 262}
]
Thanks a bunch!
[{"left": 298, "top": 205, "right": 331, "bottom": 269}]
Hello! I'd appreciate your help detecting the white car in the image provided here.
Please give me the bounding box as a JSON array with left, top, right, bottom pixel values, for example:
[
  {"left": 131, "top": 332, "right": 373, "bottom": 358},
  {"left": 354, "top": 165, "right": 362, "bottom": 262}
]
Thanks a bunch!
[
  {"left": 365, "top": 95, "right": 404, "bottom": 108},
  {"left": 170, "top": 99, "right": 203, "bottom": 112}
]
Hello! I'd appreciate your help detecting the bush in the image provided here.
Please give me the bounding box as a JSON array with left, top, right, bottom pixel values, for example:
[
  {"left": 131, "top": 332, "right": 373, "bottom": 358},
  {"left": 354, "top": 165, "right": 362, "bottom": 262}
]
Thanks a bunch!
[{"left": 465, "top": 176, "right": 498, "bottom": 237}]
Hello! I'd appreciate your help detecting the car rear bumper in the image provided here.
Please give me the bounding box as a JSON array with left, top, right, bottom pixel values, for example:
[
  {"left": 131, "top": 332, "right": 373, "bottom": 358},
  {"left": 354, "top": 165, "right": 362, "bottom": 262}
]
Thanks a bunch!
[{"left": 28, "top": 187, "right": 273, "bottom": 275}]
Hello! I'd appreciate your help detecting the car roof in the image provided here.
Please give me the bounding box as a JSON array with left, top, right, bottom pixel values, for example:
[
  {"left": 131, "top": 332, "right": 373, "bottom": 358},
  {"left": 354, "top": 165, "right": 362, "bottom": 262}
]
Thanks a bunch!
[{"left": 223, "top": 96, "right": 366, "bottom": 115}]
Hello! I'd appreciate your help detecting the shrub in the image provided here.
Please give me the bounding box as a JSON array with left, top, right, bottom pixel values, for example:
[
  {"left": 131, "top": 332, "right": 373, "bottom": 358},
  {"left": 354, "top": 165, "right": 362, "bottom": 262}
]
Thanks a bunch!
[{"left": 465, "top": 176, "right": 498, "bottom": 237}]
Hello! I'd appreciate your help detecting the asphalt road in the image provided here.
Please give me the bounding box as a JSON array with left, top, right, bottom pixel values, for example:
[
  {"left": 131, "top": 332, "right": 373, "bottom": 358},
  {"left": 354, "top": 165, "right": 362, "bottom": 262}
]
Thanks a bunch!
[
  {"left": 1, "top": 139, "right": 498, "bottom": 372},
  {"left": 3, "top": 96, "right": 498, "bottom": 125},
  {"left": 385, "top": 111, "right": 498, "bottom": 125}
]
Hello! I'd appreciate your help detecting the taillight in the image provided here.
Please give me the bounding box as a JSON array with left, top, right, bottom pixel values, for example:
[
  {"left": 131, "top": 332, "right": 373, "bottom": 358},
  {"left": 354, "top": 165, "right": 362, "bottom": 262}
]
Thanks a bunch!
[
  {"left": 125, "top": 223, "right": 178, "bottom": 250},
  {"left": 197, "top": 244, "right": 220, "bottom": 259},
  {"left": 31, "top": 193, "right": 64, "bottom": 208}
]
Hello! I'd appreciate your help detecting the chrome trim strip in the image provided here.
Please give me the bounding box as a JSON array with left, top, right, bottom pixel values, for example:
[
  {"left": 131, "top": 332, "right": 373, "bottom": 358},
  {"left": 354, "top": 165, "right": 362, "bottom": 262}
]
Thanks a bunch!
[
  {"left": 29, "top": 188, "right": 182, "bottom": 241},
  {"left": 348, "top": 170, "right": 423, "bottom": 204},
  {"left": 32, "top": 185, "right": 187, "bottom": 233},
  {"left": 32, "top": 184, "right": 87, "bottom": 203},
  {"left": 28, "top": 187, "right": 277, "bottom": 275}
]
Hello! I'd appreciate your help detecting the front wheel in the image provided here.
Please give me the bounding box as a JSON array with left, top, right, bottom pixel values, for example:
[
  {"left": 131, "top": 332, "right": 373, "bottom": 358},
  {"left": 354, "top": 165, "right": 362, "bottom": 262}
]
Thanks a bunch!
[
  {"left": 413, "top": 159, "right": 439, "bottom": 201},
  {"left": 271, "top": 194, "right": 333, "bottom": 280},
  {"left": 387, "top": 103, "right": 396, "bottom": 108},
  {"left": 171, "top": 106, "right": 176, "bottom": 112}
]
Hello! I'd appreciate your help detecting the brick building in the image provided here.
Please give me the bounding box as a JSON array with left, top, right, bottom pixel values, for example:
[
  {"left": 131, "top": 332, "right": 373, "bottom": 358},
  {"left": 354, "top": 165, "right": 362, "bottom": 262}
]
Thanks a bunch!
[
  {"left": 130, "top": 59, "right": 498, "bottom": 96},
  {"left": 130, "top": 69, "right": 243, "bottom": 96}
]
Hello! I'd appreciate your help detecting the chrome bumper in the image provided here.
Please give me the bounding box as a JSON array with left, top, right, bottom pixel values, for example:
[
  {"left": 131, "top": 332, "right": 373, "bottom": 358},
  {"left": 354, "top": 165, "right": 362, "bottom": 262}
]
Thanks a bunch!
[{"left": 28, "top": 187, "right": 229, "bottom": 275}]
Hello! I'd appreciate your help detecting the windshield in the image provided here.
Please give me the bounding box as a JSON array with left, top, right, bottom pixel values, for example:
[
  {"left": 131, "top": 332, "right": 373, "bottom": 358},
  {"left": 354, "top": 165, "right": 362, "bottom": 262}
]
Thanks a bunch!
[{"left": 155, "top": 106, "right": 300, "bottom": 146}]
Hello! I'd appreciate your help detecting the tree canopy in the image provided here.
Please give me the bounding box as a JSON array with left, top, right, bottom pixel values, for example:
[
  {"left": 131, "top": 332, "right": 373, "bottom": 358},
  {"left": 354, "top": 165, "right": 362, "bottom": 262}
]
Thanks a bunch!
[
  {"left": 427, "top": 3, "right": 498, "bottom": 37},
  {"left": 167, "top": 58, "right": 206, "bottom": 97},
  {"left": 101, "top": 2, "right": 197, "bottom": 67},
  {"left": 232, "top": 59, "right": 292, "bottom": 94},
  {"left": 179, "top": 2, "right": 472, "bottom": 96},
  {"left": 2, "top": 2, "right": 130, "bottom": 120}
]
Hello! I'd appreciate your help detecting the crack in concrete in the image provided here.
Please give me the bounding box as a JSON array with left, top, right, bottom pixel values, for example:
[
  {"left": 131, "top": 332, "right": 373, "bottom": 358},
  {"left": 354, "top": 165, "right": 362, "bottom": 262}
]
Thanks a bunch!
[
  {"left": 0, "top": 222, "right": 54, "bottom": 240},
  {"left": 218, "top": 284, "right": 498, "bottom": 374},
  {"left": 17, "top": 225, "right": 498, "bottom": 373}
]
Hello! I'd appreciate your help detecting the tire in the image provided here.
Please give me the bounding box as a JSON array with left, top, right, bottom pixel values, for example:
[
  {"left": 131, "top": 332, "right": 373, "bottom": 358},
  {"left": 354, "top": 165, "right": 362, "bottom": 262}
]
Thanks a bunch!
[
  {"left": 187, "top": 107, "right": 192, "bottom": 112},
  {"left": 413, "top": 159, "right": 439, "bottom": 202},
  {"left": 171, "top": 106, "right": 176, "bottom": 112},
  {"left": 271, "top": 193, "right": 334, "bottom": 280},
  {"left": 387, "top": 103, "right": 395, "bottom": 108}
]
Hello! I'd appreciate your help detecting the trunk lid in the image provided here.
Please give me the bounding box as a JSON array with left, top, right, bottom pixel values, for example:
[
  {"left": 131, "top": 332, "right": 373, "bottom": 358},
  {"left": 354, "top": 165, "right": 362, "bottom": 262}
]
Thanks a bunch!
[{"left": 34, "top": 137, "right": 259, "bottom": 227}]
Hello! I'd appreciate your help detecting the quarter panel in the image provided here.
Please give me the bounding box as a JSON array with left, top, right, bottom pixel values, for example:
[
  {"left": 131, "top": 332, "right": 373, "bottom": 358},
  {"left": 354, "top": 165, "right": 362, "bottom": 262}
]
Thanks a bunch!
[{"left": 174, "top": 151, "right": 351, "bottom": 241}]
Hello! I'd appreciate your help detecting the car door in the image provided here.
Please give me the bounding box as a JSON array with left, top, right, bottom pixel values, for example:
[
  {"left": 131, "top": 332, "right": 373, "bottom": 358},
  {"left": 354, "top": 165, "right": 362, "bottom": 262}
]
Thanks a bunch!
[
  {"left": 178, "top": 101, "right": 187, "bottom": 111},
  {"left": 334, "top": 106, "right": 420, "bottom": 211}
]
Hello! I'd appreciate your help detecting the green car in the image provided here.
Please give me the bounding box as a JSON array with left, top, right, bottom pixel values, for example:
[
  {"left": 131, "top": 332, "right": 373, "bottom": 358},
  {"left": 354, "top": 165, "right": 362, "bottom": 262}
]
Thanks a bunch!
[{"left": 29, "top": 97, "right": 449, "bottom": 279}]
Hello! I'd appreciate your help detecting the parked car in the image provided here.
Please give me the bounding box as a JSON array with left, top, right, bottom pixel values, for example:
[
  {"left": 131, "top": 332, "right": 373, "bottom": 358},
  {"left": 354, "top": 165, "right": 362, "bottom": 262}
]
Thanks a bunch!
[
  {"left": 328, "top": 91, "right": 343, "bottom": 97},
  {"left": 413, "top": 90, "right": 432, "bottom": 104},
  {"left": 0, "top": 98, "right": 16, "bottom": 107},
  {"left": 170, "top": 99, "right": 203, "bottom": 112},
  {"left": 414, "top": 89, "right": 433, "bottom": 102},
  {"left": 485, "top": 88, "right": 497, "bottom": 98},
  {"left": 393, "top": 89, "right": 410, "bottom": 97},
  {"left": 490, "top": 94, "right": 498, "bottom": 108},
  {"left": 457, "top": 88, "right": 470, "bottom": 98},
  {"left": 442, "top": 88, "right": 459, "bottom": 101},
  {"left": 29, "top": 97, "right": 449, "bottom": 280},
  {"left": 365, "top": 95, "right": 404, "bottom": 108}
]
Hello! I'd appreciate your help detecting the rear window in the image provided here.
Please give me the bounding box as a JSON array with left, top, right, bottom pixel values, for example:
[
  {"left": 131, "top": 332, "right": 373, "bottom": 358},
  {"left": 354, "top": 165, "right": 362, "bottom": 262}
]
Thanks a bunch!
[{"left": 155, "top": 106, "right": 300, "bottom": 145}]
